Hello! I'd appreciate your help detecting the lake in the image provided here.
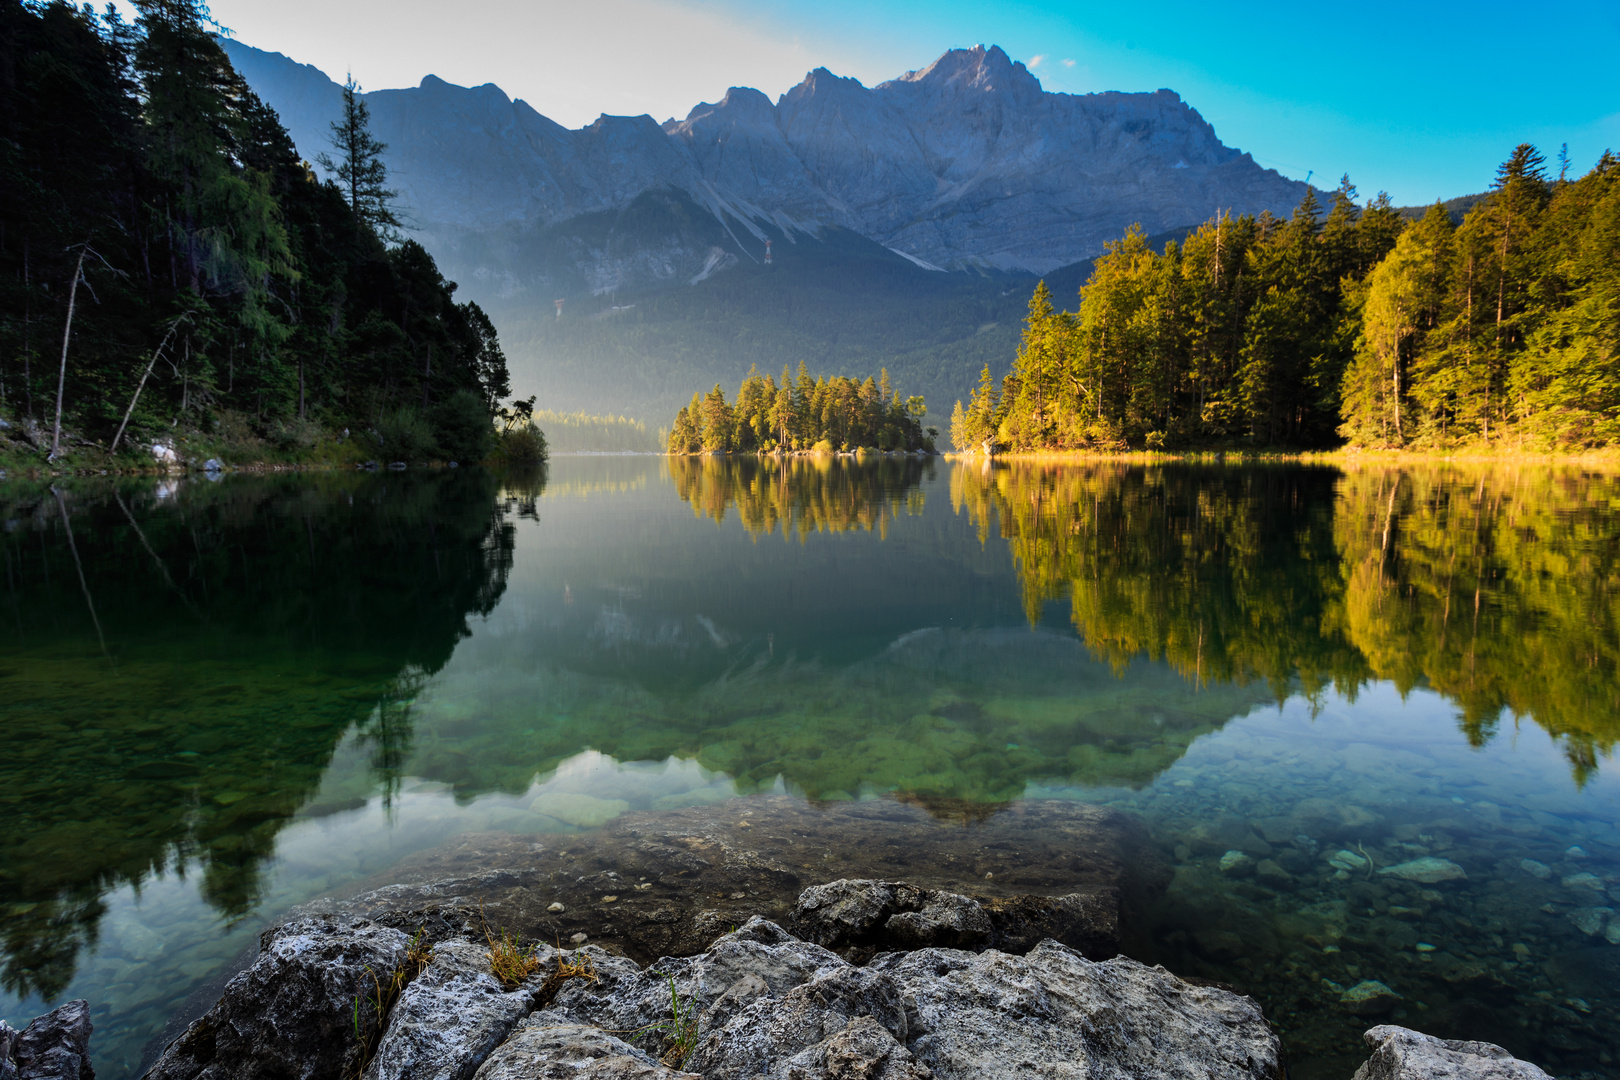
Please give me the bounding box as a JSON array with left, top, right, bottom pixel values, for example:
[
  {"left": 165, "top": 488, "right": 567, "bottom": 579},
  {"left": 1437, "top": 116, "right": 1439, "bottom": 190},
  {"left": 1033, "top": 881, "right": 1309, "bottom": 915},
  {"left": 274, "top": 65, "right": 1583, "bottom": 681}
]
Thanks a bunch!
[{"left": 2, "top": 457, "right": 1617, "bottom": 1080}]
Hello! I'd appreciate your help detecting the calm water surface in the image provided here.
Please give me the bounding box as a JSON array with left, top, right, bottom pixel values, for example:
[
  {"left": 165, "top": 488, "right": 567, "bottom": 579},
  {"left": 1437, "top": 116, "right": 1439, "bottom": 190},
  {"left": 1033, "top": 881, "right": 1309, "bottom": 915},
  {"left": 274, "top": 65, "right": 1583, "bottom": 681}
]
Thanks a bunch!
[{"left": 2, "top": 458, "right": 1617, "bottom": 1080}]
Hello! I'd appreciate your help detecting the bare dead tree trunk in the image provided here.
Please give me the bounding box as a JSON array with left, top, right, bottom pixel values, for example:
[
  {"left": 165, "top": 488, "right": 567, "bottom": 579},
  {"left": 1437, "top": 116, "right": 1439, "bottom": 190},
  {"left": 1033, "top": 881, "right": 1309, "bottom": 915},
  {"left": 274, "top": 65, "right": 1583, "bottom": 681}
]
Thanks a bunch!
[
  {"left": 50, "top": 248, "right": 88, "bottom": 461},
  {"left": 111, "top": 316, "right": 187, "bottom": 453}
]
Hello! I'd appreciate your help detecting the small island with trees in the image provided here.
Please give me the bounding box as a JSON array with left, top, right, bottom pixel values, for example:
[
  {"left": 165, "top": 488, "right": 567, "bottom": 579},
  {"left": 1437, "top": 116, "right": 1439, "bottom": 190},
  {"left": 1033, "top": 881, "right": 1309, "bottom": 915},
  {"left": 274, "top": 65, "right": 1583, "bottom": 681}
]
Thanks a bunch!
[{"left": 667, "top": 364, "right": 936, "bottom": 454}]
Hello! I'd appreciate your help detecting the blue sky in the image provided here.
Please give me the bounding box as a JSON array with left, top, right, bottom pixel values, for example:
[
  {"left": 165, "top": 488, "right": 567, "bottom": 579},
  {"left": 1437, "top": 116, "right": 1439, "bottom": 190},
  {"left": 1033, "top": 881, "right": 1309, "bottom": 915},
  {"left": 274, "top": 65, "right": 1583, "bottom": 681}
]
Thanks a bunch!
[{"left": 205, "top": 0, "right": 1619, "bottom": 205}]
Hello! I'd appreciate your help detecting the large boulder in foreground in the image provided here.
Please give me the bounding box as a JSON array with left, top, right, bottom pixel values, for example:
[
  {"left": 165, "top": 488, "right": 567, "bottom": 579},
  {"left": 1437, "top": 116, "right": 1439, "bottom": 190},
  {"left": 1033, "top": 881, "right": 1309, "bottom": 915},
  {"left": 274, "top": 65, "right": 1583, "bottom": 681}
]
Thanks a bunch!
[
  {"left": 1, "top": 1001, "right": 94, "bottom": 1080},
  {"left": 1351, "top": 1026, "right": 1552, "bottom": 1080},
  {"left": 145, "top": 916, "right": 411, "bottom": 1080},
  {"left": 144, "top": 904, "right": 1282, "bottom": 1080},
  {"left": 873, "top": 942, "right": 1280, "bottom": 1080}
]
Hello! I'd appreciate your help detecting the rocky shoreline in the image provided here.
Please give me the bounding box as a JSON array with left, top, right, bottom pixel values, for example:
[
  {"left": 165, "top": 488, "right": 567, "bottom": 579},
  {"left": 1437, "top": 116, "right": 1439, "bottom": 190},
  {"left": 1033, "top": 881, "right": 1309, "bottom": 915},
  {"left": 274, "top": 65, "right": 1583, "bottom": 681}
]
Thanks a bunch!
[{"left": 4, "top": 877, "right": 1560, "bottom": 1080}]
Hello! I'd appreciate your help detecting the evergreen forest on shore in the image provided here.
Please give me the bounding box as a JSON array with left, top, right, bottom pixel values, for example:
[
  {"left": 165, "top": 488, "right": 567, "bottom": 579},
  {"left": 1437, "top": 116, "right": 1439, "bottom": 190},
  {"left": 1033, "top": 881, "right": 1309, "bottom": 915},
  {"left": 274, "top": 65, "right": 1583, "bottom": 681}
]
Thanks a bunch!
[
  {"left": 0, "top": 0, "right": 531, "bottom": 470},
  {"left": 667, "top": 364, "right": 936, "bottom": 454},
  {"left": 954, "top": 150, "right": 1620, "bottom": 453}
]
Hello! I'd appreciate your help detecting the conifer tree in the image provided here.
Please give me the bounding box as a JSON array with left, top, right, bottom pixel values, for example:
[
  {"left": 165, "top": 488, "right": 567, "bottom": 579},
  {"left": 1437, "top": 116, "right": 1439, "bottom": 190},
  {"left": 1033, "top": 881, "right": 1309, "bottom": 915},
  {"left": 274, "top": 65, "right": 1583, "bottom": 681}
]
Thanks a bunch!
[{"left": 318, "top": 74, "right": 401, "bottom": 242}]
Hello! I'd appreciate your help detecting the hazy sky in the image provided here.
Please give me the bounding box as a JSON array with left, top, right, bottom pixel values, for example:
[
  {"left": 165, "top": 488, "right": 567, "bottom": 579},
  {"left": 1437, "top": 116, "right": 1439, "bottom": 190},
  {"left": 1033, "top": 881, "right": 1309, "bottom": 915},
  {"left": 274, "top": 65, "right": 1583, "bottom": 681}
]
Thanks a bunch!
[{"left": 206, "top": 0, "right": 1620, "bottom": 206}]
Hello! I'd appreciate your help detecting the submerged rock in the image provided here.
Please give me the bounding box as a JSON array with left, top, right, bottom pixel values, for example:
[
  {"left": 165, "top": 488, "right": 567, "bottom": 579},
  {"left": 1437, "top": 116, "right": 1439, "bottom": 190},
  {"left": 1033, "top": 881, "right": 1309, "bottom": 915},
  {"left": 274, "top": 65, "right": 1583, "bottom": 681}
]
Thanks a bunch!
[
  {"left": 1376, "top": 858, "right": 1465, "bottom": 884},
  {"left": 1566, "top": 907, "right": 1613, "bottom": 937},
  {"left": 1518, "top": 858, "right": 1551, "bottom": 880},
  {"left": 1351, "top": 1024, "right": 1552, "bottom": 1080},
  {"left": 1339, "top": 980, "right": 1401, "bottom": 1015},
  {"left": 317, "top": 796, "right": 1167, "bottom": 965},
  {"left": 3, "top": 1000, "right": 94, "bottom": 1080}
]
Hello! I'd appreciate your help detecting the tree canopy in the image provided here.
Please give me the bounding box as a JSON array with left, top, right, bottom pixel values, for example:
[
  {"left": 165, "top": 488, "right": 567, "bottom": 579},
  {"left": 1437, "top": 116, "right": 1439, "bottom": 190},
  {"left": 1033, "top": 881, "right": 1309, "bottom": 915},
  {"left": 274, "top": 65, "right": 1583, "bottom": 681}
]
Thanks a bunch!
[{"left": 0, "top": 0, "right": 513, "bottom": 460}]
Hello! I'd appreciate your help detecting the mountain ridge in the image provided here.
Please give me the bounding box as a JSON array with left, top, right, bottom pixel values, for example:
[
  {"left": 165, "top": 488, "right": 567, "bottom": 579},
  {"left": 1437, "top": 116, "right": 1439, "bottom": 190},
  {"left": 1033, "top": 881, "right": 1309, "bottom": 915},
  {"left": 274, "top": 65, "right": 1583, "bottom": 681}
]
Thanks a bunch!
[{"left": 221, "top": 39, "right": 1320, "bottom": 424}]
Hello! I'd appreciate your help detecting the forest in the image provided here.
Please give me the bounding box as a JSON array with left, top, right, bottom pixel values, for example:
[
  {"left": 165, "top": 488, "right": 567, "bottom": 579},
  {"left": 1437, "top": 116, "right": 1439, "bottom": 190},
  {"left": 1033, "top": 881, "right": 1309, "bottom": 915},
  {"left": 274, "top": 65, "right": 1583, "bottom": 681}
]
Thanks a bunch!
[
  {"left": 0, "top": 0, "right": 517, "bottom": 467},
  {"left": 955, "top": 147, "right": 1620, "bottom": 452},
  {"left": 667, "top": 364, "right": 935, "bottom": 454}
]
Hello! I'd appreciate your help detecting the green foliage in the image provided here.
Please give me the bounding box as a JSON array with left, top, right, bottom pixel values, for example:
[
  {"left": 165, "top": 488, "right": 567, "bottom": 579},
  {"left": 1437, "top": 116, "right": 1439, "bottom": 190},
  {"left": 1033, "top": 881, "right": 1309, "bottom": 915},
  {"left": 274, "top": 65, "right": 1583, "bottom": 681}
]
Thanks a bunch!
[
  {"left": 432, "top": 389, "right": 495, "bottom": 463},
  {"left": 494, "top": 423, "right": 547, "bottom": 464},
  {"left": 374, "top": 406, "right": 435, "bottom": 461},
  {"left": 0, "top": 0, "right": 510, "bottom": 458},
  {"left": 668, "top": 364, "right": 932, "bottom": 454}
]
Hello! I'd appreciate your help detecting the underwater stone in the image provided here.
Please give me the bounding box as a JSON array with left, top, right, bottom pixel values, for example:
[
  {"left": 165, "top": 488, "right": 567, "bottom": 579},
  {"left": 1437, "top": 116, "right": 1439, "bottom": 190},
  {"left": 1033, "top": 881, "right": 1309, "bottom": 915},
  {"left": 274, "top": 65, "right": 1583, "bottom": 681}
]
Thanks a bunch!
[
  {"left": 1566, "top": 907, "right": 1613, "bottom": 937},
  {"left": 1218, "top": 850, "right": 1253, "bottom": 875},
  {"left": 526, "top": 793, "right": 630, "bottom": 828},
  {"left": 1518, "top": 859, "right": 1552, "bottom": 880},
  {"left": 1565, "top": 845, "right": 1587, "bottom": 858},
  {"left": 1560, "top": 872, "right": 1604, "bottom": 893},
  {"left": 1377, "top": 858, "right": 1465, "bottom": 884},
  {"left": 1255, "top": 859, "right": 1293, "bottom": 885},
  {"left": 1328, "top": 850, "right": 1370, "bottom": 872},
  {"left": 1605, "top": 920, "right": 1620, "bottom": 946},
  {"left": 1340, "top": 980, "right": 1401, "bottom": 1015},
  {"left": 1352, "top": 1025, "right": 1552, "bottom": 1080}
]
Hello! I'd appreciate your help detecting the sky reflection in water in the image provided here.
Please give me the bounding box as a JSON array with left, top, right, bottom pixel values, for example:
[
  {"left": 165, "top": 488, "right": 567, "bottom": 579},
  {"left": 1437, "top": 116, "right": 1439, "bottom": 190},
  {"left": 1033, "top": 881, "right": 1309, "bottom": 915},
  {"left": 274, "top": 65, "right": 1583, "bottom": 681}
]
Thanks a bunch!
[{"left": 1, "top": 457, "right": 1616, "bottom": 1079}]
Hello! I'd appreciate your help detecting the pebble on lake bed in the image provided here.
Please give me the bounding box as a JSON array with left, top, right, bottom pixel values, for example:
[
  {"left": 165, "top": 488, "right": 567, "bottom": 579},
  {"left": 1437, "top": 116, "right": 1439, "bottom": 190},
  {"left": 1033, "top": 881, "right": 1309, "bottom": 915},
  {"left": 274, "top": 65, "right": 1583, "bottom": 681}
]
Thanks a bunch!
[
  {"left": 547, "top": 902, "right": 564, "bottom": 913},
  {"left": 1377, "top": 857, "right": 1465, "bottom": 884},
  {"left": 1519, "top": 858, "right": 1552, "bottom": 880},
  {"left": 568, "top": 932, "right": 588, "bottom": 945},
  {"left": 1219, "top": 850, "right": 1254, "bottom": 875},
  {"left": 1561, "top": 872, "right": 1604, "bottom": 892}
]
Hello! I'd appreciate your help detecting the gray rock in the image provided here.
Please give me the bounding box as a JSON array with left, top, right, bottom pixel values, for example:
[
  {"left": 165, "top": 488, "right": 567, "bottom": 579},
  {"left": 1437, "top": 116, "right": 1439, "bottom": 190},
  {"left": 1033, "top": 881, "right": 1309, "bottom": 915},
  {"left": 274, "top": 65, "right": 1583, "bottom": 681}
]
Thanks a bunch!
[
  {"left": 1351, "top": 1025, "right": 1552, "bottom": 1080},
  {"left": 1518, "top": 859, "right": 1551, "bottom": 880},
  {"left": 792, "top": 881, "right": 990, "bottom": 956},
  {"left": 201, "top": 458, "right": 224, "bottom": 472},
  {"left": 364, "top": 940, "right": 544, "bottom": 1080},
  {"left": 1, "top": 1020, "right": 17, "bottom": 1080},
  {"left": 9, "top": 1001, "right": 93, "bottom": 1080},
  {"left": 790, "top": 879, "right": 1119, "bottom": 961},
  {"left": 470, "top": 1013, "right": 698, "bottom": 1080},
  {"left": 870, "top": 940, "right": 1281, "bottom": 1080},
  {"left": 1219, "top": 850, "right": 1255, "bottom": 876},
  {"left": 145, "top": 916, "right": 410, "bottom": 1080},
  {"left": 550, "top": 918, "right": 846, "bottom": 1043},
  {"left": 686, "top": 965, "right": 913, "bottom": 1080}
]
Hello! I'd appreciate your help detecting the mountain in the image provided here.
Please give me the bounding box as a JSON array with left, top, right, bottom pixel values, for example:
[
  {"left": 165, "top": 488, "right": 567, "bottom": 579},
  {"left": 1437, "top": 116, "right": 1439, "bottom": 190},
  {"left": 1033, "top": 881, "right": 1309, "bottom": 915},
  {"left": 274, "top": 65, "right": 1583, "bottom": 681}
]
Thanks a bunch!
[{"left": 223, "top": 40, "right": 1318, "bottom": 426}]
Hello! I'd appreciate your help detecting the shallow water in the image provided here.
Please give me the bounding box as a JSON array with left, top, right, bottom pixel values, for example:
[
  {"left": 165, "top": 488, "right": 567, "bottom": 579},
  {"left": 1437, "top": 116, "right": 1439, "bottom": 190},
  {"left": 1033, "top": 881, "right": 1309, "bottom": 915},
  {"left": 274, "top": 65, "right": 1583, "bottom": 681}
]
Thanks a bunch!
[{"left": 1, "top": 458, "right": 1616, "bottom": 1079}]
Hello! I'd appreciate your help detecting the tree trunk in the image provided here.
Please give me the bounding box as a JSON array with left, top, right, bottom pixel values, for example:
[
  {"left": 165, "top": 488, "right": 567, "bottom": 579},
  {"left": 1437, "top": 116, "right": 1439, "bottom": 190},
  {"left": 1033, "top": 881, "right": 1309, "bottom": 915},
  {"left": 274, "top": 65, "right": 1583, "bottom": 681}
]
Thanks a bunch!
[{"left": 50, "top": 249, "right": 88, "bottom": 460}]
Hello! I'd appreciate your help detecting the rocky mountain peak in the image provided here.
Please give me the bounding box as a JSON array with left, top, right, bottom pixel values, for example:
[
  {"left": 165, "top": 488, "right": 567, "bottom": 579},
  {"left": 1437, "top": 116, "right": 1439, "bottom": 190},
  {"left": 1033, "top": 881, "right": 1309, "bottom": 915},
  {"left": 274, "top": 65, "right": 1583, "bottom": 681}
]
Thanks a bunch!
[{"left": 889, "top": 43, "right": 1038, "bottom": 97}]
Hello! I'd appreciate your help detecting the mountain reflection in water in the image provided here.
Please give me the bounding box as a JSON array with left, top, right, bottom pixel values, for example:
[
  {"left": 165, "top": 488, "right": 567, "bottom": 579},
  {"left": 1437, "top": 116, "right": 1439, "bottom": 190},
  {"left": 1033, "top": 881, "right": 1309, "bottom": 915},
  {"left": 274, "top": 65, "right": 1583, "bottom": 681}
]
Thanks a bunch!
[{"left": 1, "top": 457, "right": 1617, "bottom": 1080}]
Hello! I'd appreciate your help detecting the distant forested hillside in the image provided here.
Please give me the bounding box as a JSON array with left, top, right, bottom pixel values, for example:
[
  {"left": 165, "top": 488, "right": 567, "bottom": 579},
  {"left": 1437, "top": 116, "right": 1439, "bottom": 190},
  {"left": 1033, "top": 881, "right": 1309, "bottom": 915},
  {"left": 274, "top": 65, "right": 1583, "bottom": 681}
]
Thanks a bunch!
[{"left": 0, "top": 0, "right": 513, "bottom": 466}]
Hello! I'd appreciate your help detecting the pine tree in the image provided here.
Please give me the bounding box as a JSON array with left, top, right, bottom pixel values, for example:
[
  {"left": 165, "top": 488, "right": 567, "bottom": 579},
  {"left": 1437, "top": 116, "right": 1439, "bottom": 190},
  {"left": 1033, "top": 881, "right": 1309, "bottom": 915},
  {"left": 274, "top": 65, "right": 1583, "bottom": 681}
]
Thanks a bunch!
[{"left": 318, "top": 74, "right": 401, "bottom": 242}]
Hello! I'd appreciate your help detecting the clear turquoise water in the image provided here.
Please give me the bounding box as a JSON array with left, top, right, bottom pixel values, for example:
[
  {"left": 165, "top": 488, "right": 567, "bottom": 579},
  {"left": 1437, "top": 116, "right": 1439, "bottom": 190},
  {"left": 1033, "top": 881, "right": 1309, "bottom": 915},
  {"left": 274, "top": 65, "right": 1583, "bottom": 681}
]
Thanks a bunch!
[{"left": 1, "top": 458, "right": 1616, "bottom": 1079}]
